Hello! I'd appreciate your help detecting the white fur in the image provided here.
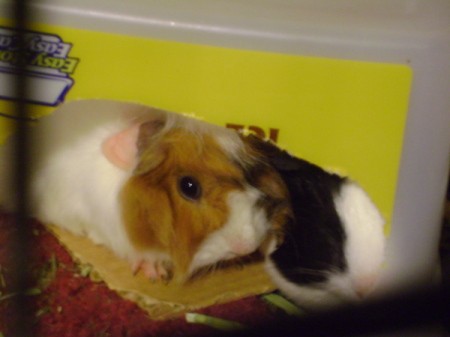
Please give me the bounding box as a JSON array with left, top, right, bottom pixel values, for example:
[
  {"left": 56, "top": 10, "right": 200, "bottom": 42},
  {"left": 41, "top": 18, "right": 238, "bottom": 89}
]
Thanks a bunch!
[
  {"left": 265, "top": 259, "right": 358, "bottom": 309},
  {"left": 334, "top": 181, "right": 386, "bottom": 295},
  {"left": 0, "top": 100, "right": 196, "bottom": 262},
  {"left": 189, "top": 187, "right": 270, "bottom": 273},
  {"left": 265, "top": 180, "right": 385, "bottom": 310},
  {"left": 162, "top": 110, "right": 250, "bottom": 167},
  {"left": 27, "top": 101, "right": 138, "bottom": 259}
]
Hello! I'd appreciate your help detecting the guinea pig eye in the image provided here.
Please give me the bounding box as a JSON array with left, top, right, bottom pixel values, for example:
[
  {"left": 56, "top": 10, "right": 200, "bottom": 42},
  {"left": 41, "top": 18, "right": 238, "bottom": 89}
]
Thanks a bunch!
[{"left": 178, "top": 176, "right": 202, "bottom": 201}]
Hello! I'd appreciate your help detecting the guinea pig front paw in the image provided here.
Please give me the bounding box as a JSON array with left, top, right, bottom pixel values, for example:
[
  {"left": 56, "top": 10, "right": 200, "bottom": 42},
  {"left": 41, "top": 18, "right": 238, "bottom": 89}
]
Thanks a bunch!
[{"left": 132, "top": 258, "right": 173, "bottom": 282}]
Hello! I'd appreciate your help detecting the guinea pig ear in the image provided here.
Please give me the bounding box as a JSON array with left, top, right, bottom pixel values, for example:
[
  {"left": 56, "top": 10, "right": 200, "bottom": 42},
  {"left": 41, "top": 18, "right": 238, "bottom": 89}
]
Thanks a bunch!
[{"left": 102, "top": 119, "right": 165, "bottom": 171}]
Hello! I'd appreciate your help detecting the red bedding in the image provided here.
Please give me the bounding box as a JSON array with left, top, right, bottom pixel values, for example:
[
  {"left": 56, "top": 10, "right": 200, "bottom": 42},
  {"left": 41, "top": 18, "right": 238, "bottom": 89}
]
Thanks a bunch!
[{"left": 0, "top": 214, "right": 280, "bottom": 337}]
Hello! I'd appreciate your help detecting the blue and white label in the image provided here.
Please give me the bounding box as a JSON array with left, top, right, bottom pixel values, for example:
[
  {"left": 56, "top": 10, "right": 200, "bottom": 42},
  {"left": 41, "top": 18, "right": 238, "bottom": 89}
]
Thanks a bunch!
[{"left": 0, "top": 26, "right": 79, "bottom": 106}]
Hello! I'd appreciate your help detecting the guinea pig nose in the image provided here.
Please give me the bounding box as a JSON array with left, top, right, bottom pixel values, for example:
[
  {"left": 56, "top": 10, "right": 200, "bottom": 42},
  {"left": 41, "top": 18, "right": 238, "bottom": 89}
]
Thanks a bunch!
[
  {"left": 230, "top": 241, "right": 255, "bottom": 256},
  {"left": 353, "top": 275, "right": 377, "bottom": 299}
]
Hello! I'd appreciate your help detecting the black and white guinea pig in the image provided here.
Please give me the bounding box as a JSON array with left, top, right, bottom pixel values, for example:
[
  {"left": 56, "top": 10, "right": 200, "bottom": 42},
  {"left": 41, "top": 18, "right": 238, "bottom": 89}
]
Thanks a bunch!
[
  {"left": 244, "top": 135, "right": 386, "bottom": 310},
  {"left": 0, "top": 100, "right": 289, "bottom": 281}
]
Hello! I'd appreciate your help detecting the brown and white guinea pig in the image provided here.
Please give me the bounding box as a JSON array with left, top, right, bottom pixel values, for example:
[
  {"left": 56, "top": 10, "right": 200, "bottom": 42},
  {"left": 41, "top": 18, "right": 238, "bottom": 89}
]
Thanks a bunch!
[
  {"left": 0, "top": 100, "right": 289, "bottom": 281},
  {"left": 244, "top": 135, "right": 386, "bottom": 310}
]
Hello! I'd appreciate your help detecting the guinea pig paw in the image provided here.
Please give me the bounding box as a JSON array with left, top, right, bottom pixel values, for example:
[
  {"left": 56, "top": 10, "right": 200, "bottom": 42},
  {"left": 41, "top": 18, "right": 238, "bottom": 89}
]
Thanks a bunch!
[{"left": 132, "top": 259, "right": 173, "bottom": 282}]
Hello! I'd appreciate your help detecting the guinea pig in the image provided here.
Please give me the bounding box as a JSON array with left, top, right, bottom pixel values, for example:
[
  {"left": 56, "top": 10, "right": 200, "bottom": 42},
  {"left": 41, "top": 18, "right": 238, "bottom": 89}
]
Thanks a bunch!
[
  {"left": 243, "top": 135, "right": 386, "bottom": 310},
  {"left": 0, "top": 100, "right": 289, "bottom": 281}
]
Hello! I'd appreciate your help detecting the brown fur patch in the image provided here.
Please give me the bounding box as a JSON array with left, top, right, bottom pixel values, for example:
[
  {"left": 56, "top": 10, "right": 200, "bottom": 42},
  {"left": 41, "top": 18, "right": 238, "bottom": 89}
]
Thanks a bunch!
[
  {"left": 121, "top": 128, "right": 248, "bottom": 275},
  {"left": 239, "top": 134, "right": 293, "bottom": 251}
]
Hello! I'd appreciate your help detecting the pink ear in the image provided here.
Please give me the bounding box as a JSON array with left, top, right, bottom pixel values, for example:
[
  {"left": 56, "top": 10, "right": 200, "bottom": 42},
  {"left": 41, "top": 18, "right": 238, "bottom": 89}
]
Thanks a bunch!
[{"left": 102, "top": 123, "right": 141, "bottom": 170}]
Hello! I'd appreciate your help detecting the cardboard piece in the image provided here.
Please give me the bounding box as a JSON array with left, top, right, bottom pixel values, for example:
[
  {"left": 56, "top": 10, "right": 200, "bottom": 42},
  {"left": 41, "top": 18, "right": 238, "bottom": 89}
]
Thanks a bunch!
[{"left": 48, "top": 225, "right": 276, "bottom": 320}]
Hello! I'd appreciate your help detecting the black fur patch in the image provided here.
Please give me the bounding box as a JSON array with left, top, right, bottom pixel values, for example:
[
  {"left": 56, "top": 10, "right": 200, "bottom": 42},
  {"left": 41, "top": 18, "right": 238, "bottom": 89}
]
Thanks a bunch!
[{"left": 248, "top": 136, "right": 348, "bottom": 285}]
